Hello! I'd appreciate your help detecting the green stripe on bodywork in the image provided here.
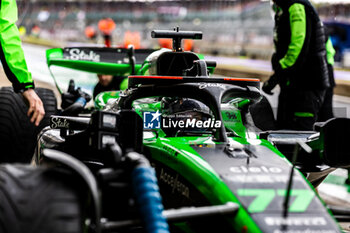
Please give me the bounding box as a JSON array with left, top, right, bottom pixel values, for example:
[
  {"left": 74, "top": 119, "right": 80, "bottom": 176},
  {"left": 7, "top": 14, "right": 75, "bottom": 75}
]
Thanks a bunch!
[
  {"left": 46, "top": 48, "right": 143, "bottom": 76},
  {"left": 277, "top": 189, "right": 314, "bottom": 212},
  {"left": 237, "top": 189, "right": 275, "bottom": 213},
  {"left": 238, "top": 189, "right": 315, "bottom": 213},
  {"left": 119, "top": 78, "right": 128, "bottom": 90},
  {"left": 279, "top": 3, "right": 306, "bottom": 69},
  {"left": 146, "top": 138, "right": 263, "bottom": 233},
  {"left": 294, "top": 112, "right": 314, "bottom": 117}
]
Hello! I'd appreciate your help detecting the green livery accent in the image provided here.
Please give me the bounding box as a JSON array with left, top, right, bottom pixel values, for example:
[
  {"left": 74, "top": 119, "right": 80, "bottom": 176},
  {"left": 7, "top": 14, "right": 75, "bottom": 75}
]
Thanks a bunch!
[
  {"left": 237, "top": 189, "right": 275, "bottom": 213},
  {"left": 119, "top": 78, "right": 128, "bottom": 90},
  {"left": 237, "top": 189, "right": 314, "bottom": 213},
  {"left": 145, "top": 137, "right": 263, "bottom": 233},
  {"left": 92, "top": 76, "right": 341, "bottom": 232},
  {"left": 277, "top": 189, "right": 315, "bottom": 212},
  {"left": 138, "top": 63, "right": 151, "bottom": 75},
  {"left": 46, "top": 49, "right": 142, "bottom": 76},
  {"left": 196, "top": 53, "right": 215, "bottom": 74},
  {"left": 279, "top": 3, "right": 306, "bottom": 69},
  {"left": 43, "top": 35, "right": 345, "bottom": 232},
  {"left": 221, "top": 107, "right": 247, "bottom": 138},
  {"left": 46, "top": 48, "right": 215, "bottom": 96},
  {"left": 94, "top": 91, "right": 120, "bottom": 109},
  {"left": 294, "top": 112, "right": 314, "bottom": 117},
  {"left": 46, "top": 49, "right": 214, "bottom": 77}
]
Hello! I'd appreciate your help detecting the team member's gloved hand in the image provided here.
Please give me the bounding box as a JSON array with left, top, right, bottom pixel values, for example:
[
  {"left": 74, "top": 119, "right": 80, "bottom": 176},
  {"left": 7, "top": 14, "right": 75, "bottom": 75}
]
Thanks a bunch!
[
  {"left": 61, "top": 80, "right": 91, "bottom": 110},
  {"left": 271, "top": 53, "right": 284, "bottom": 74},
  {"left": 262, "top": 74, "right": 278, "bottom": 95},
  {"left": 22, "top": 89, "right": 45, "bottom": 126}
]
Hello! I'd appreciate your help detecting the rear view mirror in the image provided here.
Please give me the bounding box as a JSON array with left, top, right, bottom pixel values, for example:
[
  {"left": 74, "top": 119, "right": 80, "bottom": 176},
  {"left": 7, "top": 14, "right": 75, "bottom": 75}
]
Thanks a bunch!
[{"left": 314, "top": 118, "right": 350, "bottom": 167}]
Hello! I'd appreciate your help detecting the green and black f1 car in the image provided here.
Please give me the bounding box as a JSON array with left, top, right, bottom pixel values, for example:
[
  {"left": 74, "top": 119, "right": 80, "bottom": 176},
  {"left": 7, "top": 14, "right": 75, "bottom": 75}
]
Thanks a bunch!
[{"left": 0, "top": 28, "right": 349, "bottom": 233}]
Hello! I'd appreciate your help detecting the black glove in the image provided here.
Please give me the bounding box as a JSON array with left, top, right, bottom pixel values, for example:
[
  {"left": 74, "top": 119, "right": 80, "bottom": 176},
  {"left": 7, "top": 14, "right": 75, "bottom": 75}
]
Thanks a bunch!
[
  {"left": 262, "top": 74, "right": 279, "bottom": 95},
  {"left": 61, "top": 79, "right": 91, "bottom": 109}
]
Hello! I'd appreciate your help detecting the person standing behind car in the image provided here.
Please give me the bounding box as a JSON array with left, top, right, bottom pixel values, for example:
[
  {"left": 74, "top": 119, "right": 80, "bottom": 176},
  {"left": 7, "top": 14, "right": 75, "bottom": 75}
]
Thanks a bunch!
[
  {"left": 318, "top": 33, "right": 336, "bottom": 121},
  {"left": 263, "top": 0, "right": 329, "bottom": 130},
  {"left": 93, "top": 74, "right": 128, "bottom": 99},
  {"left": 0, "top": 0, "right": 45, "bottom": 126}
]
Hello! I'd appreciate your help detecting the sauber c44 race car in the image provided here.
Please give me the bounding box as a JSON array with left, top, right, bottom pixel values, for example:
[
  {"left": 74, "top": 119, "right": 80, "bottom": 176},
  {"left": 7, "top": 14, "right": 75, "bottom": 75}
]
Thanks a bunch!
[{"left": 0, "top": 28, "right": 349, "bottom": 233}]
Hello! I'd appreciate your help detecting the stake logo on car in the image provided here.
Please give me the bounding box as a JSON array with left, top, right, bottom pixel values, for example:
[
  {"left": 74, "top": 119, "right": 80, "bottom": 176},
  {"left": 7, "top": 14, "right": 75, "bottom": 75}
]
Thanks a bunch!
[
  {"left": 199, "top": 83, "right": 224, "bottom": 89},
  {"left": 50, "top": 117, "right": 70, "bottom": 129},
  {"left": 66, "top": 48, "right": 100, "bottom": 62}
]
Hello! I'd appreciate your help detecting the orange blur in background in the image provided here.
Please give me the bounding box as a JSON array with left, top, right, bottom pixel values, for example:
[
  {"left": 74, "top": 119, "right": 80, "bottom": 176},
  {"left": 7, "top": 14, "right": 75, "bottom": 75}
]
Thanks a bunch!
[
  {"left": 158, "top": 38, "right": 193, "bottom": 51},
  {"left": 124, "top": 31, "right": 141, "bottom": 49},
  {"left": 98, "top": 18, "right": 116, "bottom": 36},
  {"left": 85, "top": 26, "right": 96, "bottom": 39}
]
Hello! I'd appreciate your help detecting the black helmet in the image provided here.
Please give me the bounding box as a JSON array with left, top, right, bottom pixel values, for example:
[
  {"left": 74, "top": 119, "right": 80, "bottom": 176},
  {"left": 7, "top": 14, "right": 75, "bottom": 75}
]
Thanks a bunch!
[
  {"left": 161, "top": 98, "right": 214, "bottom": 136},
  {"left": 162, "top": 98, "right": 210, "bottom": 116}
]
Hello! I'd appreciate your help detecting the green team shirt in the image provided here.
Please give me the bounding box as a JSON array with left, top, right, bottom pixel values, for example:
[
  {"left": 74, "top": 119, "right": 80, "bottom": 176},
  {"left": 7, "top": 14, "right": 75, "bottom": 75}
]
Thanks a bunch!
[
  {"left": 279, "top": 3, "right": 307, "bottom": 70},
  {"left": 0, "top": 0, "right": 34, "bottom": 92},
  {"left": 326, "top": 37, "right": 335, "bottom": 66}
]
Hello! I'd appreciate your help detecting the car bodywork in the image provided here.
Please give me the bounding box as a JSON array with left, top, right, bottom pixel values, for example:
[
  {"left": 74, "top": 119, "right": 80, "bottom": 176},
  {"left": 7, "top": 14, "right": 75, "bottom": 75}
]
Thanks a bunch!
[{"left": 39, "top": 29, "right": 350, "bottom": 233}]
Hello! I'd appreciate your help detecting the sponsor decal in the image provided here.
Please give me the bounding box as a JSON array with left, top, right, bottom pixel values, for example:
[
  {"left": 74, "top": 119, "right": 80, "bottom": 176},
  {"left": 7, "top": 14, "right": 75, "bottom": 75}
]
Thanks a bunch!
[
  {"left": 199, "top": 83, "right": 224, "bottom": 89},
  {"left": 102, "top": 114, "right": 117, "bottom": 128},
  {"left": 225, "top": 112, "right": 238, "bottom": 120},
  {"left": 143, "top": 111, "right": 222, "bottom": 130},
  {"left": 102, "top": 135, "right": 116, "bottom": 145},
  {"left": 228, "top": 175, "right": 302, "bottom": 183},
  {"left": 51, "top": 117, "right": 69, "bottom": 129},
  {"left": 162, "top": 145, "right": 179, "bottom": 157},
  {"left": 66, "top": 48, "right": 100, "bottom": 62},
  {"left": 265, "top": 216, "right": 327, "bottom": 226},
  {"left": 237, "top": 189, "right": 314, "bottom": 213},
  {"left": 159, "top": 168, "right": 190, "bottom": 198},
  {"left": 162, "top": 117, "right": 221, "bottom": 129},
  {"left": 273, "top": 230, "right": 337, "bottom": 233},
  {"left": 143, "top": 111, "right": 161, "bottom": 129},
  {"left": 230, "top": 166, "right": 283, "bottom": 174}
]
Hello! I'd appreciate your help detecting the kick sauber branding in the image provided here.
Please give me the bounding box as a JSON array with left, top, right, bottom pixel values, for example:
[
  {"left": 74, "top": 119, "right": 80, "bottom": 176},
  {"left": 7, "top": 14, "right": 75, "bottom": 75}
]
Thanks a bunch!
[{"left": 143, "top": 111, "right": 221, "bottom": 130}]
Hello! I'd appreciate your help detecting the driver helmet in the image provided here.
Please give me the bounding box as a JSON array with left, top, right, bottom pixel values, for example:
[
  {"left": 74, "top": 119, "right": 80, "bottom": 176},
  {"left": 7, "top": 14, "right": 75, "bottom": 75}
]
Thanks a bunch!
[
  {"left": 162, "top": 98, "right": 211, "bottom": 118},
  {"left": 161, "top": 97, "right": 214, "bottom": 135}
]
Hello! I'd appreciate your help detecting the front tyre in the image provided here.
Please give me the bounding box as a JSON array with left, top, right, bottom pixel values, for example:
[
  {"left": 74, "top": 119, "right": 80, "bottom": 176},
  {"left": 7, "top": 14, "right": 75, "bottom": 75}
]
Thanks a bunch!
[
  {"left": 0, "top": 87, "right": 57, "bottom": 163},
  {"left": 0, "top": 164, "right": 85, "bottom": 233}
]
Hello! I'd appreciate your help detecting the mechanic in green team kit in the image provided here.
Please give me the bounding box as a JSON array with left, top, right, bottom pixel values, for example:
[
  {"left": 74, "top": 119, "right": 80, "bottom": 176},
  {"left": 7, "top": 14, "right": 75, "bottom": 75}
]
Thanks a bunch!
[
  {"left": 0, "top": 0, "right": 45, "bottom": 126},
  {"left": 263, "top": 0, "right": 329, "bottom": 130},
  {"left": 319, "top": 33, "right": 336, "bottom": 121}
]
